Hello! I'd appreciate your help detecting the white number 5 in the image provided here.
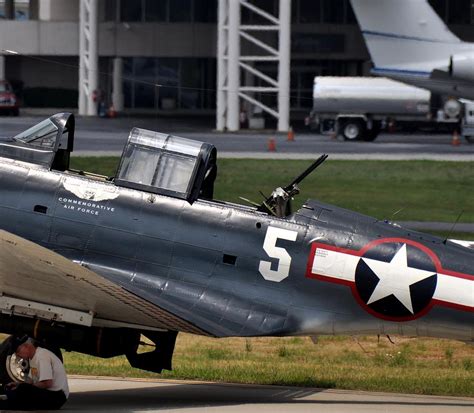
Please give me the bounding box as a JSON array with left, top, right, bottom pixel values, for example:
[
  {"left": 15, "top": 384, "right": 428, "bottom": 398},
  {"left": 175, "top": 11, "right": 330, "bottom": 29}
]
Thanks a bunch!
[{"left": 259, "top": 226, "right": 298, "bottom": 282}]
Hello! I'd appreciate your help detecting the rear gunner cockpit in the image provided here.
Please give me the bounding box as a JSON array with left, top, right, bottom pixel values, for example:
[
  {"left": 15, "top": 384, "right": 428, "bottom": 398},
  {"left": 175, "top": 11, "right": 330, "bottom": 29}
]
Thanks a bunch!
[{"left": 0, "top": 113, "right": 217, "bottom": 204}]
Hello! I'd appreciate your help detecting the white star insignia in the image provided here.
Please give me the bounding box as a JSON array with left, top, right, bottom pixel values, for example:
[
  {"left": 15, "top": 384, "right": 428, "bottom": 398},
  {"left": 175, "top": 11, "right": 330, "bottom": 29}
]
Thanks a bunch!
[{"left": 362, "top": 244, "right": 436, "bottom": 314}]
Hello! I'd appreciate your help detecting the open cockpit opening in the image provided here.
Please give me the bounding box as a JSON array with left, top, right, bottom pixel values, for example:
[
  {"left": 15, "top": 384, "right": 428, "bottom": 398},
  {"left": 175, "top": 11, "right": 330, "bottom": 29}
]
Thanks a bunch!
[{"left": 0, "top": 113, "right": 217, "bottom": 204}]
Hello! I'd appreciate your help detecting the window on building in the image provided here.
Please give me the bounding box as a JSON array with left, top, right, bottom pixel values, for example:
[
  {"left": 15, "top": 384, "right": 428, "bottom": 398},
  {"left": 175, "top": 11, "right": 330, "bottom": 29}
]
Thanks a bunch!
[
  {"left": 299, "top": 0, "right": 321, "bottom": 23},
  {"left": 181, "top": 58, "right": 201, "bottom": 109},
  {"left": 145, "top": 0, "right": 167, "bottom": 22},
  {"left": 122, "top": 57, "right": 215, "bottom": 111},
  {"left": 428, "top": 0, "right": 447, "bottom": 21},
  {"left": 447, "top": 0, "right": 471, "bottom": 24},
  {"left": 0, "top": 0, "right": 30, "bottom": 20},
  {"left": 158, "top": 58, "right": 179, "bottom": 108},
  {"left": 323, "top": 0, "right": 344, "bottom": 23},
  {"left": 194, "top": 0, "right": 217, "bottom": 22},
  {"left": 123, "top": 58, "right": 134, "bottom": 108},
  {"left": 134, "top": 58, "right": 157, "bottom": 108},
  {"left": 114, "top": 0, "right": 218, "bottom": 23},
  {"left": 120, "top": 0, "right": 143, "bottom": 22},
  {"left": 169, "top": 0, "right": 192, "bottom": 22},
  {"left": 104, "top": 0, "right": 117, "bottom": 21},
  {"left": 345, "top": 0, "right": 357, "bottom": 24},
  {"left": 292, "top": 33, "right": 345, "bottom": 54}
]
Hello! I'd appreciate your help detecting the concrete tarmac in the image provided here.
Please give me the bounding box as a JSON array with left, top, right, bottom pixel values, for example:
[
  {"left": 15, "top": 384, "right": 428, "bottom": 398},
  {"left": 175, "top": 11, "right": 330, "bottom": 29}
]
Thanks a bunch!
[
  {"left": 1, "top": 115, "right": 474, "bottom": 160},
  {"left": 64, "top": 377, "right": 473, "bottom": 413}
]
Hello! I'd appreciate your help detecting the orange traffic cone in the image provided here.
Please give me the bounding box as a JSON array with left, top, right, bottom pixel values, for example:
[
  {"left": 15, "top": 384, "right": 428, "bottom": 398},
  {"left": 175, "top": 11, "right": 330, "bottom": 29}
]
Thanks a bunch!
[
  {"left": 287, "top": 126, "right": 295, "bottom": 142},
  {"left": 451, "top": 130, "right": 461, "bottom": 146},
  {"left": 268, "top": 137, "right": 276, "bottom": 152}
]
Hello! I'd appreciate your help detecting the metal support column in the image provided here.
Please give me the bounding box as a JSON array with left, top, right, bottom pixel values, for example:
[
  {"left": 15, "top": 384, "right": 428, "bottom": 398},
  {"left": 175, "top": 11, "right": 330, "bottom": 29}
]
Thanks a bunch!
[
  {"left": 215, "top": 0, "right": 292, "bottom": 132},
  {"left": 112, "top": 57, "right": 124, "bottom": 112},
  {"left": 278, "top": 0, "right": 291, "bottom": 132},
  {"left": 0, "top": 56, "right": 5, "bottom": 81},
  {"left": 216, "top": 0, "right": 228, "bottom": 131},
  {"left": 79, "top": 0, "right": 99, "bottom": 116},
  {"left": 227, "top": 0, "right": 241, "bottom": 131}
]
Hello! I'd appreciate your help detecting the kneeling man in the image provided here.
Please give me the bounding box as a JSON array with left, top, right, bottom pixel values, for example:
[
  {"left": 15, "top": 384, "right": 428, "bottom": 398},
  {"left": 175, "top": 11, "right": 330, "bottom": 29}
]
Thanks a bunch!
[{"left": 0, "top": 337, "right": 68, "bottom": 410}]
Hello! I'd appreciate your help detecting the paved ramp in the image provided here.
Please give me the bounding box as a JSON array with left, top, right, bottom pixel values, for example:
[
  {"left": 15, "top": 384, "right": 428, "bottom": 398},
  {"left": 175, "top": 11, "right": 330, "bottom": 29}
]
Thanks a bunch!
[{"left": 65, "top": 377, "right": 473, "bottom": 413}]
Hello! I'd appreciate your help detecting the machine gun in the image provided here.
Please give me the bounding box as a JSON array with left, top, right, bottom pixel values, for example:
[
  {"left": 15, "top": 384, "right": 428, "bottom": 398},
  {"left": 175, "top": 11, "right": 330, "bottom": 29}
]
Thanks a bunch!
[{"left": 258, "top": 154, "right": 328, "bottom": 217}]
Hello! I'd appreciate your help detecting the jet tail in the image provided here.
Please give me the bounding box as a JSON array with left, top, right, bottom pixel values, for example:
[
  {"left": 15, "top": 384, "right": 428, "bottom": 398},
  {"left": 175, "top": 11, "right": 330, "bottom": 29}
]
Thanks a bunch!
[{"left": 350, "top": 0, "right": 463, "bottom": 74}]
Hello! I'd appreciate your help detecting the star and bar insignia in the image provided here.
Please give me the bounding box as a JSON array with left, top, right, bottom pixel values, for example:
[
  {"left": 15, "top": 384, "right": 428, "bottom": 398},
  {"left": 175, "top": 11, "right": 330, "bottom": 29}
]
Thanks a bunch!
[{"left": 306, "top": 238, "right": 473, "bottom": 321}]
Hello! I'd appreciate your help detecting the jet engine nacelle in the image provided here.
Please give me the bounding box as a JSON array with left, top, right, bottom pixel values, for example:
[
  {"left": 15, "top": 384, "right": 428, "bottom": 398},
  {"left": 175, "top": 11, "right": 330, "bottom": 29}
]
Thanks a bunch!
[{"left": 449, "top": 54, "right": 474, "bottom": 82}]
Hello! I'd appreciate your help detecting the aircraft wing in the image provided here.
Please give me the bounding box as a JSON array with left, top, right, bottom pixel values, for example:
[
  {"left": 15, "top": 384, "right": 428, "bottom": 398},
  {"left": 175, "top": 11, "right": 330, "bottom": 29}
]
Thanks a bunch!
[{"left": 0, "top": 230, "right": 205, "bottom": 335}]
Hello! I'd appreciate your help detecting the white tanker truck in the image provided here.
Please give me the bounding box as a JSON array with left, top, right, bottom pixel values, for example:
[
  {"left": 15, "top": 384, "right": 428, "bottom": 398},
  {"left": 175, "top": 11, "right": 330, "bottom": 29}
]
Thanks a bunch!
[{"left": 305, "top": 77, "right": 474, "bottom": 141}]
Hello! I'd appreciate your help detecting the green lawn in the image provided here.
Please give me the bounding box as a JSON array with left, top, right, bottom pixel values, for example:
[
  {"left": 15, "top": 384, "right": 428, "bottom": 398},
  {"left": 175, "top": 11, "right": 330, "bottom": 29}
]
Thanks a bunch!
[
  {"left": 70, "top": 158, "right": 474, "bottom": 223},
  {"left": 62, "top": 334, "right": 474, "bottom": 397}
]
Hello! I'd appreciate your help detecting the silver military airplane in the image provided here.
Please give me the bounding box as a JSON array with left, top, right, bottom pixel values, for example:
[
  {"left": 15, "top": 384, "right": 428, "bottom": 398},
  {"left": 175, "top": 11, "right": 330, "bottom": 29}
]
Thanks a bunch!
[
  {"left": 0, "top": 113, "right": 472, "bottom": 383},
  {"left": 350, "top": 0, "right": 474, "bottom": 100}
]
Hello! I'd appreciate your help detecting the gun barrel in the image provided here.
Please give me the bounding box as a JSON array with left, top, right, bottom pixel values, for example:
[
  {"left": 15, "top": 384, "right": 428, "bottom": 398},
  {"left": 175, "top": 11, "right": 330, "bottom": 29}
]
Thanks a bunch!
[{"left": 285, "top": 154, "right": 328, "bottom": 190}]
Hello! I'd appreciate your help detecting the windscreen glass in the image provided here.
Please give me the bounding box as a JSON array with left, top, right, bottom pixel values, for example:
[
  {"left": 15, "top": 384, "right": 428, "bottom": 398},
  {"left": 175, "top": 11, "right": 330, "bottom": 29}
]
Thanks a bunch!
[
  {"left": 13, "top": 119, "right": 58, "bottom": 149},
  {"left": 117, "top": 128, "right": 202, "bottom": 198},
  {"left": 153, "top": 152, "right": 195, "bottom": 193},
  {"left": 118, "top": 145, "right": 160, "bottom": 186}
]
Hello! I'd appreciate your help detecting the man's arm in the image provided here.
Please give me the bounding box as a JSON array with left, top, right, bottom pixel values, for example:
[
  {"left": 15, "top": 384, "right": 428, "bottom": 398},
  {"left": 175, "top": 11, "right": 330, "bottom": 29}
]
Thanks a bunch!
[{"left": 33, "top": 379, "right": 53, "bottom": 389}]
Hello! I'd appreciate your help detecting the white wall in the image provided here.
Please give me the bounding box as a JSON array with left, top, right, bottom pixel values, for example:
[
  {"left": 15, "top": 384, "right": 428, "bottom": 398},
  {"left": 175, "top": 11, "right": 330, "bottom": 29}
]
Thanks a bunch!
[
  {"left": 39, "top": 0, "right": 79, "bottom": 21},
  {"left": 0, "top": 21, "right": 217, "bottom": 57},
  {"left": 0, "top": 21, "right": 79, "bottom": 55}
]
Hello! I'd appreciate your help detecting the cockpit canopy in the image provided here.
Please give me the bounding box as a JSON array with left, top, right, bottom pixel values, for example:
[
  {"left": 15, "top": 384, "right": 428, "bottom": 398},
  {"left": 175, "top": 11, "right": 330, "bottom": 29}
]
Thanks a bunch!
[
  {"left": 0, "top": 113, "right": 217, "bottom": 204},
  {"left": 115, "top": 128, "right": 217, "bottom": 204},
  {"left": 0, "top": 112, "right": 74, "bottom": 170}
]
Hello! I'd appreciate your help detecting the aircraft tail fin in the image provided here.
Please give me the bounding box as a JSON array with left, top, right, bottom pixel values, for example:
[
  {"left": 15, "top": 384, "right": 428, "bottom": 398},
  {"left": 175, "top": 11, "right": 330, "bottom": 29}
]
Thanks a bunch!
[{"left": 350, "top": 0, "right": 462, "bottom": 72}]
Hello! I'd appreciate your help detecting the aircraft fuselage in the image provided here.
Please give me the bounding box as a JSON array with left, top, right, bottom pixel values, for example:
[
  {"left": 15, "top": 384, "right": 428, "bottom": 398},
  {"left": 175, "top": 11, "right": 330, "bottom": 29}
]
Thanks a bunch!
[{"left": 0, "top": 156, "right": 472, "bottom": 342}]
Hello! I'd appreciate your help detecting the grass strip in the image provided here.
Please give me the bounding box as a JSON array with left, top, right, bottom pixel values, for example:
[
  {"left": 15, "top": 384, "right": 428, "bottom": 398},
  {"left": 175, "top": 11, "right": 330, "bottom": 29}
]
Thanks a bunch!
[
  {"left": 71, "top": 158, "right": 474, "bottom": 223},
  {"left": 63, "top": 335, "right": 474, "bottom": 397}
]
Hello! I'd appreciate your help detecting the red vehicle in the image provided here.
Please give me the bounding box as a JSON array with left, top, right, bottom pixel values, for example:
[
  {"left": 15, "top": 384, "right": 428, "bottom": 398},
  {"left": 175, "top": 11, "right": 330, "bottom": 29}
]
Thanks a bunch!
[{"left": 0, "top": 81, "right": 19, "bottom": 116}]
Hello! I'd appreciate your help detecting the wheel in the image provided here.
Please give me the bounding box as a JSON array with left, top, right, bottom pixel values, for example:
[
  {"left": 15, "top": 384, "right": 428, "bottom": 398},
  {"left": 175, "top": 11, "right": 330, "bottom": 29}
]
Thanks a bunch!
[
  {"left": 0, "top": 336, "right": 63, "bottom": 385},
  {"left": 341, "top": 120, "right": 365, "bottom": 141},
  {"left": 363, "top": 122, "right": 381, "bottom": 142},
  {"left": 0, "top": 336, "right": 29, "bottom": 384}
]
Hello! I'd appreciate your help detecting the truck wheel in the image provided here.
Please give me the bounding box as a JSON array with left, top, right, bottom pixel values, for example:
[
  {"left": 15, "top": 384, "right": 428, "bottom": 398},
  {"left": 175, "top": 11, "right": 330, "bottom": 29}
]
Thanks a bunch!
[
  {"left": 341, "top": 120, "right": 364, "bottom": 141},
  {"left": 364, "top": 123, "right": 381, "bottom": 141},
  {"left": 0, "top": 336, "right": 29, "bottom": 384}
]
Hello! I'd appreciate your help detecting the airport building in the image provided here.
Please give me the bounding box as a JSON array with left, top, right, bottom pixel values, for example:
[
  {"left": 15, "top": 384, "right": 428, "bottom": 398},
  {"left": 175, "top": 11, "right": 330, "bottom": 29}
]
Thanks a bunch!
[{"left": 0, "top": 0, "right": 473, "bottom": 127}]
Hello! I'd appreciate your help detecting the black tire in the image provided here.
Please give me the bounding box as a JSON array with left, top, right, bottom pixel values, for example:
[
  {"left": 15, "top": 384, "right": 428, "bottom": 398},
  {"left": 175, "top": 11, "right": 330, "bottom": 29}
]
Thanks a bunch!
[
  {"left": 0, "top": 336, "right": 29, "bottom": 384},
  {"left": 363, "top": 123, "right": 381, "bottom": 142},
  {"left": 0, "top": 336, "right": 63, "bottom": 385},
  {"left": 341, "top": 120, "right": 365, "bottom": 141}
]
